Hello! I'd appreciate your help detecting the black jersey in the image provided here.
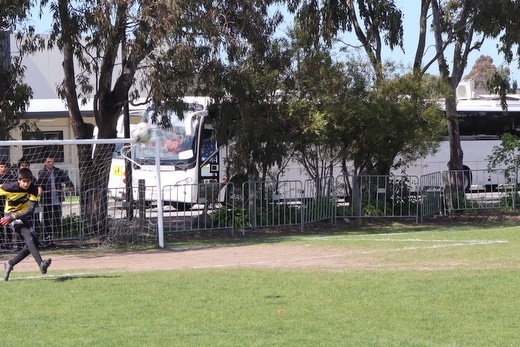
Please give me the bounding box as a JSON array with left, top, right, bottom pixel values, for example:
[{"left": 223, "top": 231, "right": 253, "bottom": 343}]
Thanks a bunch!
[{"left": 0, "top": 172, "right": 16, "bottom": 185}]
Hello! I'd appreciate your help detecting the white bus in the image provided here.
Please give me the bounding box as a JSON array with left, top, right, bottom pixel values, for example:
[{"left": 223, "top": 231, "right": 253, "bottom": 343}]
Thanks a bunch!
[
  {"left": 107, "top": 97, "right": 222, "bottom": 210},
  {"left": 405, "top": 93, "right": 520, "bottom": 190}
]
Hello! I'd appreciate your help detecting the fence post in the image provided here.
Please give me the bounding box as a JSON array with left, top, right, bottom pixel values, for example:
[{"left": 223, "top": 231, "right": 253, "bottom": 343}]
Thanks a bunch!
[
  {"left": 138, "top": 179, "right": 146, "bottom": 229},
  {"left": 352, "top": 175, "right": 362, "bottom": 217}
]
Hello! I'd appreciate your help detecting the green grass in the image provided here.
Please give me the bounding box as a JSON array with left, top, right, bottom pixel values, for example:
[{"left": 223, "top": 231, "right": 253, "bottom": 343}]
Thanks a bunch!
[
  {"left": 2, "top": 223, "right": 520, "bottom": 346},
  {"left": 64, "top": 195, "right": 80, "bottom": 203}
]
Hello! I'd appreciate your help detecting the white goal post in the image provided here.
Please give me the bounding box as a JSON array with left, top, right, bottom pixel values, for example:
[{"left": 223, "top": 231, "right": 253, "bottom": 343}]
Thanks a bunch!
[{"left": 0, "top": 137, "right": 166, "bottom": 247}]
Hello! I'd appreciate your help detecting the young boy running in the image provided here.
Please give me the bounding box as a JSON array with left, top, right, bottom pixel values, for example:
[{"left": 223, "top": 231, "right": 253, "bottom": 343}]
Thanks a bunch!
[{"left": 0, "top": 168, "right": 52, "bottom": 281}]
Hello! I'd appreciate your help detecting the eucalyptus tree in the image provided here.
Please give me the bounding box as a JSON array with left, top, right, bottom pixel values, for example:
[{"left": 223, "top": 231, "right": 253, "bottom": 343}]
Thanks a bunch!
[
  {"left": 288, "top": 0, "right": 445, "bottom": 176},
  {"left": 290, "top": 0, "right": 520, "bottom": 180},
  {"left": 27, "top": 0, "right": 284, "bottom": 233},
  {"left": 418, "top": 0, "right": 520, "bottom": 190},
  {"left": 0, "top": 0, "right": 34, "bottom": 144},
  {"left": 286, "top": 16, "right": 445, "bottom": 178},
  {"left": 205, "top": 38, "right": 293, "bottom": 185},
  {"left": 286, "top": 38, "right": 348, "bottom": 180},
  {"left": 463, "top": 55, "right": 497, "bottom": 90},
  {"left": 426, "top": 1, "right": 492, "bottom": 173},
  {"left": 290, "top": 0, "right": 403, "bottom": 86}
]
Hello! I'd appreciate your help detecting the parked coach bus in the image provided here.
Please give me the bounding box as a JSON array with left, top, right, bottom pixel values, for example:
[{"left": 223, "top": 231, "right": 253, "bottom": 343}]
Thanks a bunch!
[
  {"left": 105, "top": 97, "right": 221, "bottom": 210},
  {"left": 405, "top": 89, "right": 520, "bottom": 191}
]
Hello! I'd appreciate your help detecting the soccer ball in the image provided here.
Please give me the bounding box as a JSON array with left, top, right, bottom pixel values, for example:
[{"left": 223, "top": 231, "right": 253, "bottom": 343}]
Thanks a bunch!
[{"left": 131, "top": 122, "right": 151, "bottom": 143}]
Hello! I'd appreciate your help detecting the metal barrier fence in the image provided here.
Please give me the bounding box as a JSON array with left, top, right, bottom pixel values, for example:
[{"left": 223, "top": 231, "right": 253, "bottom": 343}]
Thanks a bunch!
[
  {"left": 2, "top": 170, "right": 520, "bottom": 249},
  {"left": 240, "top": 180, "right": 304, "bottom": 233},
  {"left": 87, "top": 182, "right": 236, "bottom": 238},
  {"left": 302, "top": 176, "right": 336, "bottom": 225},
  {"left": 419, "top": 172, "right": 444, "bottom": 220},
  {"left": 163, "top": 182, "right": 235, "bottom": 233},
  {"left": 335, "top": 174, "right": 421, "bottom": 222},
  {"left": 443, "top": 169, "right": 517, "bottom": 211}
]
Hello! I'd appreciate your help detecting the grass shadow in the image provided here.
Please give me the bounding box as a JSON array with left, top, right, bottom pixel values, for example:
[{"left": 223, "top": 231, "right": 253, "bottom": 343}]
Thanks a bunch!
[{"left": 53, "top": 274, "right": 121, "bottom": 282}]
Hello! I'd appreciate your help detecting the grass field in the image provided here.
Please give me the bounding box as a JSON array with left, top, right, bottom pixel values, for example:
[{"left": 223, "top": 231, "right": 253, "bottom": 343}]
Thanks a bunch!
[{"left": 1, "top": 221, "right": 520, "bottom": 346}]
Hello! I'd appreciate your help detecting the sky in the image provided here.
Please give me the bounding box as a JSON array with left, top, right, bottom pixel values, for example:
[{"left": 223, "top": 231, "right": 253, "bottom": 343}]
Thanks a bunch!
[
  {"left": 274, "top": 1, "right": 520, "bottom": 84},
  {"left": 391, "top": 1, "right": 520, "bottom": 83},
  {"left": 28, "top": 2, "right": 519, "bottom": 84}
]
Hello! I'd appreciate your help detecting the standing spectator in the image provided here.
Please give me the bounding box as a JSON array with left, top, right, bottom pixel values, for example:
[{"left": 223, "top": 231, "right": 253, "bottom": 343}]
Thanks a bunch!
[
  {"left": 0, "top": 160, "right": 16, "bottom": 186},
  {"left": 0, "top": 160, "right": 16, "bottom": 249},
  {"left": 36, "top": 155, "right": 75, "bottom": 241},
  {"left": 0, "top": 160, "right": 16, "bottom": 206}
]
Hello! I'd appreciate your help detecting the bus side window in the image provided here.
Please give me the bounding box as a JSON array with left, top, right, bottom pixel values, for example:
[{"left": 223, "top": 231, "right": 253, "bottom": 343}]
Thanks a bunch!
[
  {"left": 113, "top": 144, "right": 124, "bottom": 158},
  {"left": 201, "top": 130, "right": 216, "bottom": 162}
]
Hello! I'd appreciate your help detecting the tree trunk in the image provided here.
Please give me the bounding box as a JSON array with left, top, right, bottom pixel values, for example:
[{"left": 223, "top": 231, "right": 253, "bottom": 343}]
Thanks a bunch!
[
  {"left": 445, "top": 95, "right": 463, "bottom": 171},
  {"left": 81, "top": 143, "right": 114, "bottom": 235},
  {"left": 444, "top": 88, "right": 465, "bottom": 210}
]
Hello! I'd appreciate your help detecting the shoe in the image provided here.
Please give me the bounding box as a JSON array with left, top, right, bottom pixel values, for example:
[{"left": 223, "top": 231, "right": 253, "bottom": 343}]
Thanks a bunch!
[
  {"left": 4, "top": 261, "right": 13, "bottom": 281},
  {"left": 40, "top": 258, "right": 52, "bottom": 274}
]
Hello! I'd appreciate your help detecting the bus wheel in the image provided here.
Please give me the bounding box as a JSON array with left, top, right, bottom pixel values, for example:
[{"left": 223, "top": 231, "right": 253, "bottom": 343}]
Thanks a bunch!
[
  {"left": 173, "top": 202, "right": 192, "bottom": 211},
  {"left": 462, "top": 165, "right": 472, "bottom": 192}
]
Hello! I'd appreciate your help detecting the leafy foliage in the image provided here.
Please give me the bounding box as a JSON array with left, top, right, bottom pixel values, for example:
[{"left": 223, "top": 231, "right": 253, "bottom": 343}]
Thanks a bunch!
[
  {"left": 210, "top": 36, "right": 294, "bottom": 182},
  {"left": 286, "top": 40, "right": 353, "bottom": 178},
  {"left": 287, "top": 41, "right": 446, "bottom": 176},
  {"left": 292, "top": 0, "right": 404, "bottom": 82},
  {"left": 21, "top": 0, "right": 286, "bottom": 234},
  {"left": 0, "top": 3, "right": 35, "bottom": 141},
  {"left": 464, "top": 55, "right": 497, "bottom": 90},
  {"left": 428, "top": 0, "right": 520, "bottom": 171},
  {"left": 487, "top": 133, "right": 520, "bottom": 182}
]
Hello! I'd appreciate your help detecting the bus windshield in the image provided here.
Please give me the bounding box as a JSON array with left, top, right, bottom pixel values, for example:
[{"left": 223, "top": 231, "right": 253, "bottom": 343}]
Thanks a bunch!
[{"left": 133, "top": 105, "right": 204, "bottom": 165}]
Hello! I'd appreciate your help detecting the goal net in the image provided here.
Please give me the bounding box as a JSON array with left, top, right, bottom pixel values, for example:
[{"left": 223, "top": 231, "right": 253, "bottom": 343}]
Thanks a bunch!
[{"left": 0, "top": 138, "right": 234, "bottom": 249}]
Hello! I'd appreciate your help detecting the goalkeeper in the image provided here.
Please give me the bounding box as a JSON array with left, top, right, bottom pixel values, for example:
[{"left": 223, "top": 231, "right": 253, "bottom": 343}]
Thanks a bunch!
[{"left": 0, "top": 168, "right": 52, "bottom": 281}]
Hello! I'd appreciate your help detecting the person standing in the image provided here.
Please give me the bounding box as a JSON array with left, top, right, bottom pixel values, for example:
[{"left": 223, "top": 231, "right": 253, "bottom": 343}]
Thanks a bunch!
[
  {"left": 0, "top": 160, "right": 16, "bottom": 249},
  {"left": 0, "top": 160, "right": 16, "bottom": 195},
  {"left": 17, "top": 158, "right": 30, "bottom": 169},
  {"left": 0, "top": 161, "right": 16, "bottom": 213},
  {"left": 36, "top": 155, "right": 75, "bottom": 241},
  {"left": 1, "top": 168, "right": 52, "bottom": 281},
  {"left": 0, "top": 160, "right": 15, "bottom": 183}
]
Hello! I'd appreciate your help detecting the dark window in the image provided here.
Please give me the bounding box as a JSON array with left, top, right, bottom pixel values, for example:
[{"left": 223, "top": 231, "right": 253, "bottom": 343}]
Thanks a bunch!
[
  {"left": 22, "top": 131, "right": 65, "bottom": 163},
  {"left": 200, "top": 125, "right": 217, "bottom": 163},
  {"left": 0, "top": 146, "right": 9, "bottom": 163},
  {"left": 457, "top": 111, "right": 520, "bottom": 139}
]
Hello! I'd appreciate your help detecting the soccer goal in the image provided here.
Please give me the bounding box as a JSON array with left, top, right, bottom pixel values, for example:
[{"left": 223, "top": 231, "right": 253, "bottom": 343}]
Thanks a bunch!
[{"left": 0, "top": 137, "right": 171, "bottom": 248}]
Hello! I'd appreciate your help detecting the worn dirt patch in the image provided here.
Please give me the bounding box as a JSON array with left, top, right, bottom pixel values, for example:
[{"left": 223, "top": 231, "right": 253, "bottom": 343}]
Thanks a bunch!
[
  {"left": 5, "top": 244, "right": 374, "bottom": 274},
  {"left": 4, "top": 211, "right": 520, "bottom": 275},
  {"left": 5, "top": 241, "right": 516, "bottom": 275}
]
